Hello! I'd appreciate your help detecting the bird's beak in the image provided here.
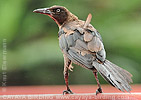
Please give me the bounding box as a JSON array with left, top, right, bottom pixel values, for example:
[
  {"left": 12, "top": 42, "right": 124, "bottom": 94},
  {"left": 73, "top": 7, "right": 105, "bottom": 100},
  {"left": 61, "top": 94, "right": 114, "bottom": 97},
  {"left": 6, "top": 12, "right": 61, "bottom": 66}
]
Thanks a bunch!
[{"left": 33, "top": 8, "right": 51, "bottom": 15}]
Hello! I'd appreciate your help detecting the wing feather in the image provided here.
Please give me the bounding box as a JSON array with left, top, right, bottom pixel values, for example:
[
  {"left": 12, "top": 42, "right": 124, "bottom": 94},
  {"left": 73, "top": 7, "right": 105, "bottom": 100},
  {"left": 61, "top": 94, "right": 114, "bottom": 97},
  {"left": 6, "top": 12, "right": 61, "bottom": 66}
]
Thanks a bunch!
[{"left": 59, "top": 21, "right": 106, "bottom": 69}]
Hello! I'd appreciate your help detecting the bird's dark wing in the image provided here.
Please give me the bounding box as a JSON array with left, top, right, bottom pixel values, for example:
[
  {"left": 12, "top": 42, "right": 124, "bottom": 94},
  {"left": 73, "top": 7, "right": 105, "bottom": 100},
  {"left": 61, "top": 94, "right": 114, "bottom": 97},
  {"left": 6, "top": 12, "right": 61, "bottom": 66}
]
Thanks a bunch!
[{"left": 58, "top": 22, "right": 106, "bottom": 69}]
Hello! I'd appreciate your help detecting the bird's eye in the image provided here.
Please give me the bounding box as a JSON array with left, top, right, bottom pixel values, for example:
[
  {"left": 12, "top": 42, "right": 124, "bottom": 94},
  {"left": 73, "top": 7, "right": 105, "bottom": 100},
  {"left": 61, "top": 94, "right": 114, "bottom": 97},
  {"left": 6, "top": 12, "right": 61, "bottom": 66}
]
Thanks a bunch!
[{"left": 56, "top": 9, "right": 60, "bottom": 12}]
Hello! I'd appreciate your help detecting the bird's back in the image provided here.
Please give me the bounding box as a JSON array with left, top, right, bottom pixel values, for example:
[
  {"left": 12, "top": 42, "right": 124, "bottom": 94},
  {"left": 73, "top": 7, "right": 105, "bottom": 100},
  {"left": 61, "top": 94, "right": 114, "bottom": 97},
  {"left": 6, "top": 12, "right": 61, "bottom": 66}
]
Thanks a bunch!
[{"left": 58, "top": 19, "right": 106, "bottom": 70}]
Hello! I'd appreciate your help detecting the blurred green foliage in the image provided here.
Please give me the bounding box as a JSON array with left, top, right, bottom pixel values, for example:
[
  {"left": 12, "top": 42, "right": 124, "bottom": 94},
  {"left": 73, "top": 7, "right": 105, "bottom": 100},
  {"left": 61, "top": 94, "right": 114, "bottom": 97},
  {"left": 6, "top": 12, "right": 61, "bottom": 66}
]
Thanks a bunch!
[{"left": 0, "top": 0, "right": 141, "bottom": 86}]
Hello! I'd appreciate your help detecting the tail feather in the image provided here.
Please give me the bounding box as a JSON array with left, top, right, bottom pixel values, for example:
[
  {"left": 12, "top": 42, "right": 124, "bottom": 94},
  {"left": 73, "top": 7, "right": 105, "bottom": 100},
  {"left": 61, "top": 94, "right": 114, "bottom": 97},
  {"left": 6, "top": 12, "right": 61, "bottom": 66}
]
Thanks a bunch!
[
  {"left": 106, "top": 60, "right": 132, "bottom": 83},
  {"left": 104, "top": 60, "right": 132, "bottom": 91},
  {"left": 92, "top": 59, "right": 133, "bottom": 92}
]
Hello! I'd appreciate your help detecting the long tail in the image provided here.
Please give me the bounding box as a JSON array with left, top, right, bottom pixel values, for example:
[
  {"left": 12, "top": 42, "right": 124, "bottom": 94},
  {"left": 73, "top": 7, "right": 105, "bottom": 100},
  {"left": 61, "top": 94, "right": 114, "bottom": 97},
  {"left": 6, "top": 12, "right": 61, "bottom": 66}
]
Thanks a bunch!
[{"left": 92, "top": 59, "right": 133, "bottom": 92}]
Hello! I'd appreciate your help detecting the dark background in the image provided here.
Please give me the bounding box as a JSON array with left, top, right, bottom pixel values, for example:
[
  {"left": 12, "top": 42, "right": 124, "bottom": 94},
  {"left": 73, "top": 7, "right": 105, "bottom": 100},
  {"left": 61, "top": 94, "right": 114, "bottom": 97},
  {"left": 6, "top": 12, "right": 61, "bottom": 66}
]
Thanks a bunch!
[{"left": 0, "top": 0, "right": 141, "bottom": 86}]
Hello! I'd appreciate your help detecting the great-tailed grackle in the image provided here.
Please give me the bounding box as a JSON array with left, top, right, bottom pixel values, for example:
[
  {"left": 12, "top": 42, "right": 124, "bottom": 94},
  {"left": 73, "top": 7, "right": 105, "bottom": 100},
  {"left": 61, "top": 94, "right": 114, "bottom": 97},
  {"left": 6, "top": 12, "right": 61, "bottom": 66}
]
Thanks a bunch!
[{"left": 33, "top": 5, "right": 133, "bottom": 95}]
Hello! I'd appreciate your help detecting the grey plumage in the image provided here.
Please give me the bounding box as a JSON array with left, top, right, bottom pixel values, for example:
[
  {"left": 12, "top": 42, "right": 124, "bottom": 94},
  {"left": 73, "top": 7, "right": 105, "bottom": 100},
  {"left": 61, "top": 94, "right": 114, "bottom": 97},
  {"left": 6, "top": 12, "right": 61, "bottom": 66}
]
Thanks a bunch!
[
  {"left": 59, "top": 20, "right": 132, "bottom": 92},
  {"left": 59, "top": 34, "right": 68, "bottom": 52},
  {"left": 66, "top": 34, "right": 75, "bottom": 47}
]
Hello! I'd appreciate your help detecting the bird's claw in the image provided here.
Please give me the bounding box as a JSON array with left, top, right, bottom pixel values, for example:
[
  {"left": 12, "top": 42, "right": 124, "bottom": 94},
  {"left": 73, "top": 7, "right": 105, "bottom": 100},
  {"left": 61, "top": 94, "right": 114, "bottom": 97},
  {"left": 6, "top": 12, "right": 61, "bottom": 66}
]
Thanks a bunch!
[
  {"left": 63, "top": 89, "right": 73, "bottom": 95},
  {"left": 96, "top": 87, "right": 102, "bottom": 95},
  {"left": 67, "top": 65, "right": 74, "bottom": 72}
]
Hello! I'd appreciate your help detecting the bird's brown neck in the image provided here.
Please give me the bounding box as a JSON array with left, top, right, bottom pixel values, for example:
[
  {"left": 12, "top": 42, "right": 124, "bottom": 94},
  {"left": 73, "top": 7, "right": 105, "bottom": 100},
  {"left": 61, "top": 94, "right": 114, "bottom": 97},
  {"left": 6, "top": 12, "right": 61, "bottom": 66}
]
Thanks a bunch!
[{"left": 59, "top": 12, "right": 78, "bottom": 28}]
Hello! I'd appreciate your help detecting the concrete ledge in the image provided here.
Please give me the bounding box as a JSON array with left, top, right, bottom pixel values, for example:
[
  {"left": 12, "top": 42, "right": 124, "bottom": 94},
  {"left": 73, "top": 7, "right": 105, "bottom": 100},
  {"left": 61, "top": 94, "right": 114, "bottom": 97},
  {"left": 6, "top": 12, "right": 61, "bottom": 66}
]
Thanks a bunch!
[
  {"left": 0, "top": 85, "right": 141, "bottom": 100},
  {"left": 0, "top": 93, "right": 141, "bottom": 100}
]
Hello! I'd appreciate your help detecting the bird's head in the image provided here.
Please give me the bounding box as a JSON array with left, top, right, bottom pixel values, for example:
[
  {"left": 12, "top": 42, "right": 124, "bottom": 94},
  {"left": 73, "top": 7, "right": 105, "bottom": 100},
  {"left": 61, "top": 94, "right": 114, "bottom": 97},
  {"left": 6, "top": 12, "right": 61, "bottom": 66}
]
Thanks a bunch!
[{"left": 33, "top": 5, "right": 78, "bottom": 27}]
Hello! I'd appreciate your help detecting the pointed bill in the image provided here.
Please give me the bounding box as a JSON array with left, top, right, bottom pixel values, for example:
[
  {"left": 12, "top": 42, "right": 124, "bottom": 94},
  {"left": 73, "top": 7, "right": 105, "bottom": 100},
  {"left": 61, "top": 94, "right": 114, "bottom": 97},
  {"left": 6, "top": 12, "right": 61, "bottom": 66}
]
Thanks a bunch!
[{"left": 33, "top": 8, "right": 51, "bottom": 15}]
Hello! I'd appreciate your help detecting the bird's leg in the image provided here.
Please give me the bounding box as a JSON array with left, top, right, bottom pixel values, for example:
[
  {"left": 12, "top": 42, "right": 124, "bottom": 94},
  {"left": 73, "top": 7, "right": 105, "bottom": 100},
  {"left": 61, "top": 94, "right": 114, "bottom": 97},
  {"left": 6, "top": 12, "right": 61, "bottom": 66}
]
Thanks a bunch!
[
  {"left": 63, "top": 68, "right": 73, "bottom": 94},
  {"left": 63, "top": 55, "right": 73, "bottom": 95},
  {"left": 93, "top": 70, "right": 103, "bottom": 95}
]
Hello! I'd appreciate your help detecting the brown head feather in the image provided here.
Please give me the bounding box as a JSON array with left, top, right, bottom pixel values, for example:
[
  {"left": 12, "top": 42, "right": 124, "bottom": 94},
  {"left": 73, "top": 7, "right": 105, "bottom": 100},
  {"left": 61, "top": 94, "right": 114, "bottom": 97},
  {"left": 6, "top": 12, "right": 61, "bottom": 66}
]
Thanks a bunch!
[{"left": 34, "top": 5, "right": 78, "bottom": 27}]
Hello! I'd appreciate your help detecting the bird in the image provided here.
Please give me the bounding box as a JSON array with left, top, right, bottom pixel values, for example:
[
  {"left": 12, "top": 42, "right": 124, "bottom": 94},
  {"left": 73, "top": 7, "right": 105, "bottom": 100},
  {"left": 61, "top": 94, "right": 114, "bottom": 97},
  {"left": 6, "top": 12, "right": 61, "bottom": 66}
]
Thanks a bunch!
[{"left": 33, "top": 5, "right": 133, "bottom": 95}]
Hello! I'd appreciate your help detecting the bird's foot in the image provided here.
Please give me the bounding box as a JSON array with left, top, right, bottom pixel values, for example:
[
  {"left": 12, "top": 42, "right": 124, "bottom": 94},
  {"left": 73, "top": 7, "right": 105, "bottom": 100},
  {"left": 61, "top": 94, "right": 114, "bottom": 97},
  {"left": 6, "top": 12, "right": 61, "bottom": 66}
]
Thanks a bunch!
[
  {"left": 63, "top": 89, "right": 73, "bottom": 95},
  {"left": 67, "top": 65, "right": 74, "bottom": 72},
  {"left": 96, "top": 87, "right": 102, "bottom": 95}
]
